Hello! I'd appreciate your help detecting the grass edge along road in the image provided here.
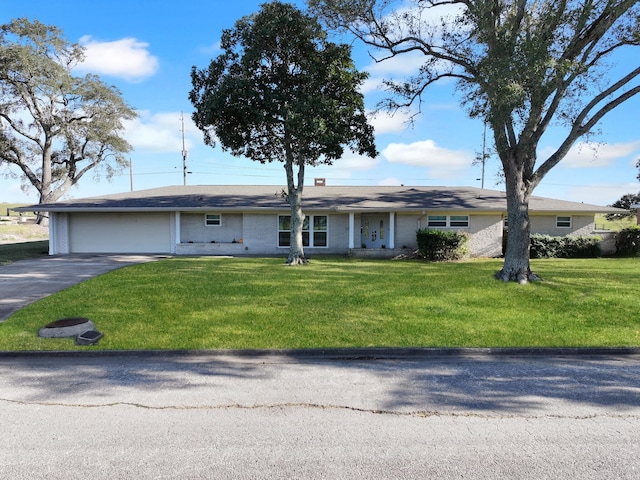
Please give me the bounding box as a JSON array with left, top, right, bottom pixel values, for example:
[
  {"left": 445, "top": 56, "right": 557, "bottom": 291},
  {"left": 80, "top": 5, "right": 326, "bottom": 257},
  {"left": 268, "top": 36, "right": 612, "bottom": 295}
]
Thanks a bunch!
[{"left": 1, "top": 256, "right": 638, "bottom": 351}]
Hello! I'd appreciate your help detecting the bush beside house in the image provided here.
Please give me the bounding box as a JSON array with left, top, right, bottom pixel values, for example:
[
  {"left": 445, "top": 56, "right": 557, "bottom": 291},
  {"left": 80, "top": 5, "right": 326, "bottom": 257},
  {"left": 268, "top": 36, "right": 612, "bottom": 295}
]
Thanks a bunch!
[
  {"left": 615, "top": 226, "right": 640, "bottom": 256},
  {"left": 529, "top": 234, "right": 601, "bottom": 259},
  {"left": 416, "top": 228, "right": 470, "bottom": 261}
]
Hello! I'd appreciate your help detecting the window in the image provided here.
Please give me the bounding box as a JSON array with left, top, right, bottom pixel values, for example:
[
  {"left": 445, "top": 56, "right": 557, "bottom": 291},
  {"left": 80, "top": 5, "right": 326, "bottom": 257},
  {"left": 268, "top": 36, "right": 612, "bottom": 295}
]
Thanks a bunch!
[
  {"left": 205, "top": 214, "right": 221, "bottom": 226},
  {"left": 278, "top": 215, "right": 328, "bottom": 247},
  {"left": 427, "top": 215, "right": 469, "bottom": 228},
  {"left": 556, "top": 216, "right": 571, "bottom": 228},
  {"left": 450, "top": 215, "right": 470, "bottom": 228},
  {"left": 427, "top": 215, "right": 447, "bottom": 227}
]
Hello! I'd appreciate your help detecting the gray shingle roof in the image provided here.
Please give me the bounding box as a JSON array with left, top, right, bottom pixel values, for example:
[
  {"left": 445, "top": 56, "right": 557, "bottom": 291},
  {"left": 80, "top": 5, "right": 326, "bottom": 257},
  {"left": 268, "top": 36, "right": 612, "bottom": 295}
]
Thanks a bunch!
[{"left": 16, "top": 185, "right": 623, "bottom": 214}]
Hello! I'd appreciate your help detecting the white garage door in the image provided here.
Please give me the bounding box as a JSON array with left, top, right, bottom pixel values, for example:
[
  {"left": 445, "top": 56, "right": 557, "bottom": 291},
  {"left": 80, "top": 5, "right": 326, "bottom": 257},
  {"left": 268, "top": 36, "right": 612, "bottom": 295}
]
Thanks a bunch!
[{"left": 69, "top": 213, "right": 172, "bottom": 253}]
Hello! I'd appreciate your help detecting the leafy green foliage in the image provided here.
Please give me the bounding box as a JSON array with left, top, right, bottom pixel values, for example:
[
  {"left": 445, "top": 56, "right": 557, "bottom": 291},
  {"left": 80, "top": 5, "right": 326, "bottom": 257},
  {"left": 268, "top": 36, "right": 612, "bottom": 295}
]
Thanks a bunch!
[
  {"left": 607, "top": 193, "right": 640, "bottom": 221},
  {"left": 0, "top": 18, "right": 136, "bottom": 205},
  {"left": 190, "top": 2, "right": 376, "bottom": 165},
  {"left": 190, "top": 1, "right": 376, "bottom": 264},
  {"left": 416, "top": 228, "right": 470, "bottom": 261},
  {"left": 615, "top": 226, "right": 640, "bottom": 256},
  {"left": 530, "top": 234, "right": 601, "bottom": 259}
]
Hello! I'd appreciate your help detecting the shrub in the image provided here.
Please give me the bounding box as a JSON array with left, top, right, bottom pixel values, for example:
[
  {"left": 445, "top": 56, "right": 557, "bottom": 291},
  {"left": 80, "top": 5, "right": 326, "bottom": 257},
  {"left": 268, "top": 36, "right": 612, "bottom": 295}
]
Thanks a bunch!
[
  {"left": 416, "top": 228, "right": 469, "bottom": 261},
  {"left": 530, "top": 234, "right": 601, "bottom": 259},
  {"left": 615, "top": 226, "right": 640, "bottom": 256},
  {"left": 530, "top": 234, "right": 562, "bottom": 258},
  {"left": 562, "top": 236, "right": 601, "bottom": 258}
]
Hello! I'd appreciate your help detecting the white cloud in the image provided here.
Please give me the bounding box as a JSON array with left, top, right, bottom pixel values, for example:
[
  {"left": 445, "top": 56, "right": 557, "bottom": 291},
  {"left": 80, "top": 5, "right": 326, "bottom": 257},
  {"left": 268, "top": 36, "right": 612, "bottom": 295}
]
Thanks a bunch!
[
  {"left": 382, "top": 139, "right": 473, "bottom": 179},
  {"left": 336, "top": 153, "right": 381, "bottom": 170},
  {"left": 308, "top": 152, "right": 380, "bottom": 182},
  {"left": 360, "top": 76, "right": 384, "bottom": 95},
  {"left": 369, "top": 110, "right": 414, "bottom": 134},
  {"left": 124, "top": 111, "right": 199, "bottom": 153},
  {"left": 546, "top": 141, "right": 640, "bottom": 169},
  {"left": 378, "top": 177, "right": 404, "bottom": 186},
  {"left": 562, "top": 183, "right": 640, "bottom": 206},
  {"left": 365, "top": 50, "right": 425, "bottom": 77},
  {"left": 199, "top": 41, "right": 221, "bottom": 55},
  {"left": 76, "top": 36, "right": 159, "bottom": 82}
]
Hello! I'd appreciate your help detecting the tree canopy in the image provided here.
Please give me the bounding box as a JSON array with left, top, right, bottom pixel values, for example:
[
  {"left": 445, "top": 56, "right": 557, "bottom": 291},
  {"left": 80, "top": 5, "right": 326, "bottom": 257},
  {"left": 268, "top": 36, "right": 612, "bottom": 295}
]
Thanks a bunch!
[
  {"left": 0, "top": 18, "right": 136, "bottom": 218},
  {"left": 190, "top": 1, "right": 377, "bottom": 264},
  {"left": 607, "top": 192, "right": 639, "bottom": 221},
  {"left": 309, "top": 0, "right": 640, "bottom": 282}
]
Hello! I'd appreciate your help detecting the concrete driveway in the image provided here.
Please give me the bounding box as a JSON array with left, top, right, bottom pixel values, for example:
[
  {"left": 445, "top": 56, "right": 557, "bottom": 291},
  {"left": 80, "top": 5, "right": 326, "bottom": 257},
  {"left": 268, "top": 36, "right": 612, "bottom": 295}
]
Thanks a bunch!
[{"left": 0, "top": 254, "right": 159, "bottom": 321}]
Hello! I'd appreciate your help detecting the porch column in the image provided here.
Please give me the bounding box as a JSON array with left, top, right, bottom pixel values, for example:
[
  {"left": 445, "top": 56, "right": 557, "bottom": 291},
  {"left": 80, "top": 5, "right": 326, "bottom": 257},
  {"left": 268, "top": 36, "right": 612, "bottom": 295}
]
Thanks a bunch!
[
  {"left": 48, "top": 212, "right": 57, "bottom": 255},
  {"left": 175, "top": 211, "right": 181, "bottom": 248},
  {"left": 389, "top": 212, "right": 395, "bottom": 249},
  {"left": 348, "top": 212, "right": 355, "bottom": 249}
]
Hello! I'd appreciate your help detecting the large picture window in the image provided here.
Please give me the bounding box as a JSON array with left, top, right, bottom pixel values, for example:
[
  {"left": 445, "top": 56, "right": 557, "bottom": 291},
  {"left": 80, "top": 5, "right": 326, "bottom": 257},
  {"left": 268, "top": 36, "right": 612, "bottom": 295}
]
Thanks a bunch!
[{"left": 278, "top": 215, "right": 328, "bottom": 247}]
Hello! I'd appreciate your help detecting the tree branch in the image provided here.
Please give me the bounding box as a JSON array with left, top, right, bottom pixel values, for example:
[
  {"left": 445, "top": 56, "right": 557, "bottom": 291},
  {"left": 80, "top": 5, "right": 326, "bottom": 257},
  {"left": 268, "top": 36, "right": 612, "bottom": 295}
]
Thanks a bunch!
[{"left": 533, "top": 67, "right": 640, "bottom": 184}]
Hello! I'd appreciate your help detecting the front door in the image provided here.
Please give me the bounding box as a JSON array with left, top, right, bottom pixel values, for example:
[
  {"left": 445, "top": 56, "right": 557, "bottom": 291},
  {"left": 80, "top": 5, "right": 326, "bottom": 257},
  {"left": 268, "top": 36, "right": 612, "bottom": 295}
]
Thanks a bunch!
[{"left": 361, "top": 214, "right": 387, "bottom": 249}]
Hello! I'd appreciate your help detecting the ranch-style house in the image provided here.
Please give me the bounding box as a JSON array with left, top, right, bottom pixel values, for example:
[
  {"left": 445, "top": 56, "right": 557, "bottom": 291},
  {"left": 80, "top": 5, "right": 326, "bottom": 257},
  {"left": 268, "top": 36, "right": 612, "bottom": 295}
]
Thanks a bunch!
[{"left": 18, "top": 184, "right": 623, "bottom": 258}]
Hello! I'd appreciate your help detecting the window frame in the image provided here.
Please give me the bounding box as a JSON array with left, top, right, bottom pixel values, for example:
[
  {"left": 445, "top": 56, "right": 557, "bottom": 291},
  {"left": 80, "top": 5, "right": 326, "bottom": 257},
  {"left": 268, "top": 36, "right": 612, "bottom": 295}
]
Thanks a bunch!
[
  {"left": 556, "top": 216, "right": 572, "bottom": 228},
  {"left": 204, "top": 213, "right": 221, "bottom": 227},
  {"left": 278, "top": 214, "right": 328, "bottom": 248},
  {"left": 427, "top": 214, "right": 469, "bottom": 228}
]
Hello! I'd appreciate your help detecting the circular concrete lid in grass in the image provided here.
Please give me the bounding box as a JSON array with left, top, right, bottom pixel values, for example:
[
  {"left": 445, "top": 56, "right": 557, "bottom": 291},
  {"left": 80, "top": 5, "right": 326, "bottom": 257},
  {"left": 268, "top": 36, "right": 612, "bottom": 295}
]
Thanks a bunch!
[{"left": 38, "top": 317, "right": 95, "bottom": 338}]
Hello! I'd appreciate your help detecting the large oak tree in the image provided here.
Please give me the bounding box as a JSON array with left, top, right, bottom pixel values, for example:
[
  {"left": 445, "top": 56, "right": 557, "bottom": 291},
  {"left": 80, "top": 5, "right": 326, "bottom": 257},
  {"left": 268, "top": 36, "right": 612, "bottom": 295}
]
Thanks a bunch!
[
  {"left": 309, "top": 0, "right": 640, "bottom": 282},
  {"left": 0, "top": 19, "right": 136, "bottom": 223},
  {"left": 190, "top": 1, "right": 377, "bottom": 265}
]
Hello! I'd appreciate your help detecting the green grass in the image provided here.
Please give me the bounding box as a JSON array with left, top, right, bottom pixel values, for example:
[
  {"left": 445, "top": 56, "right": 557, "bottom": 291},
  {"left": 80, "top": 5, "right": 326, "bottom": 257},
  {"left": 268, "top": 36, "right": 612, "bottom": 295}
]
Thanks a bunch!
[
  {"left": 1, "top": 256, "right": 639, "bottom": 351},
  {"left": 0, "top": 203, "right": 36, "bottom": 217},
  {"left": 595, "top": 213, "right": 636, "bottom": 231},
  {"left": 0, "top": 241, "right": 49, "bottom": 265}
]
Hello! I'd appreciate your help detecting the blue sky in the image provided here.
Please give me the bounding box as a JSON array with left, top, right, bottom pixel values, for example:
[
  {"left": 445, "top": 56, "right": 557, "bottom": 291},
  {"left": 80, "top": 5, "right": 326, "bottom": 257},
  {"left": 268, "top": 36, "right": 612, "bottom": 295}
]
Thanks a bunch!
[{"left": 2, "top": 0, "right": 639, "bottom": 205}]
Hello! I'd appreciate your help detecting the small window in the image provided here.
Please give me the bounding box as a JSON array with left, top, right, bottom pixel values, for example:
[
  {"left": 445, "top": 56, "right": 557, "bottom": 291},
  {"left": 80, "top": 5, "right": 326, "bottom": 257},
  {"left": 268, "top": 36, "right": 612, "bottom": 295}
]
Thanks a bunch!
[
  {"left": 427, "top": 215, "right": 447, "bottom": 227},
  {"left": 427, "top": 215, "right": 469, "bottom": 228},
  {"left": 205, "top": 214, "right": 221, "bottom": 226},
  {"left": 556, "top": 216, "right": 571, "bottom": 228},
  {"left": 450, "top": 215, "right": 469, "bottom": 228}
]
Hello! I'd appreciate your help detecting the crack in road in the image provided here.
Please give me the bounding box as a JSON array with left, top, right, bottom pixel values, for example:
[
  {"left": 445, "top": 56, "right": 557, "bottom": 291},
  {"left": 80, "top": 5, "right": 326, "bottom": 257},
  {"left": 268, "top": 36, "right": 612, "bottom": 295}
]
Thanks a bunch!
[{"left": 1, "top": 397, "right": 638, "bottom": 420}]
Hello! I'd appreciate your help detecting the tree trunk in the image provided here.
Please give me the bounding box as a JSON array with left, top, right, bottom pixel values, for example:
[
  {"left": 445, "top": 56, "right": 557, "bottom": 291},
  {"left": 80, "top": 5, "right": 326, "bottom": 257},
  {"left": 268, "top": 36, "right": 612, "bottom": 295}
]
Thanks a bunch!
[
  {"left": 287, "top": 189, "right": 307, "bottom": 265},
  {"left": 284, "top": 154, "right": 307, "bottom": 265},
  {"left": 35, "top": 136, "right": 54, "bottom": 226},
  {"left": 496, "top": 174, "right": 538, "bottom": 283}
]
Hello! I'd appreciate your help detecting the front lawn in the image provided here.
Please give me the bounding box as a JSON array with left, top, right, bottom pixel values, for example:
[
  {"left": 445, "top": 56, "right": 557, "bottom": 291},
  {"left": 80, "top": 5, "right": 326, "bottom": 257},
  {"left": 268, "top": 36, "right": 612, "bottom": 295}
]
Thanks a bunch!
[{"left": 1, "top": 257, "right": 638, "bottom": 350}]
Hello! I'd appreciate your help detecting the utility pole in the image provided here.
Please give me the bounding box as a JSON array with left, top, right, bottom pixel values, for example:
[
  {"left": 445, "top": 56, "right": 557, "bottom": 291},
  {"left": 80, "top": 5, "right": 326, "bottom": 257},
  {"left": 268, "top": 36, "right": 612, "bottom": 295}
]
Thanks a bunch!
[
  {"left": 480, "top": 121, "right": 487, "bottom": 189},
  {"left": 181, "top": 112, "right": 188, "bottom": 186}
]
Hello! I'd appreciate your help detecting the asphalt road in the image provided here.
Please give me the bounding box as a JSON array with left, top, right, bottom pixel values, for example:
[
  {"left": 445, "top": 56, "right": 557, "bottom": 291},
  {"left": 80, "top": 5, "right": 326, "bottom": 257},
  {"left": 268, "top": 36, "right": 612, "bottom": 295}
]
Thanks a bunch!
[{"left": 1, "top": 350, "right": 639, "bottom": 479}]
